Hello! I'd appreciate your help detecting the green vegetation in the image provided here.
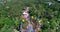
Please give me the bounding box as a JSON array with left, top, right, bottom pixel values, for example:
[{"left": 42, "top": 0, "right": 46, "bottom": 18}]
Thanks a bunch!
[{"left": 0, "top": 0, "right": 60, "bottom": 32}]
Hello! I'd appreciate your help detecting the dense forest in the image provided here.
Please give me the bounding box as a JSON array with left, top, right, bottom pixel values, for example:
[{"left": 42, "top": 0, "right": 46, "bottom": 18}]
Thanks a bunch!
[{"left": 0, "top": 0, "right": 60, "bottom": 32}]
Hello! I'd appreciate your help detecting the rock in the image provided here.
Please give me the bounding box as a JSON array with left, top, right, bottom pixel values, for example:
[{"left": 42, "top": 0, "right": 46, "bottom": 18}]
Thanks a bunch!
[{"left": 14, "top": 29, "right": 19, "bottom": 32}]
